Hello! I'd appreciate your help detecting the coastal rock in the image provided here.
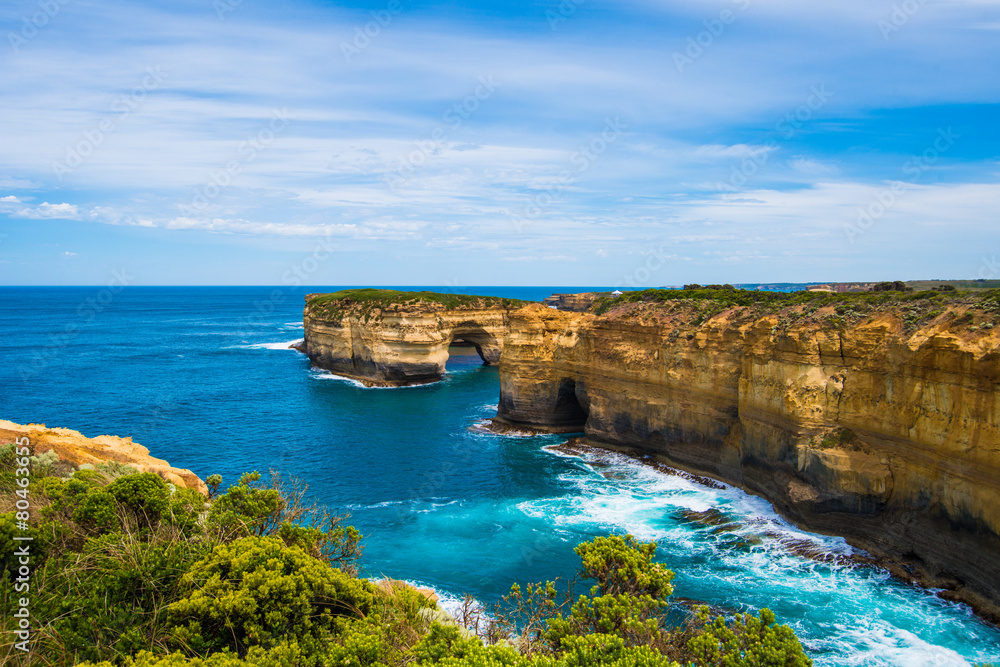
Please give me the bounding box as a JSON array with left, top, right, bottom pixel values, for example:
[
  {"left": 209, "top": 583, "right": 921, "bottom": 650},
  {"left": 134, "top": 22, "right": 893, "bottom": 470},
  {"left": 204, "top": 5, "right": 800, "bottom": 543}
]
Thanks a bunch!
[
  {"left": 495, "top": 300, "right": 1000, "bottom": 621},
  {"left": 0, "top": 419, "right": 208, "bottom": 494},
  {"left": 541, "top": 292, "right": 606, "bottom": 312},
  {"left": 301, "top": 290, "right": 523, "bottom": 386}
]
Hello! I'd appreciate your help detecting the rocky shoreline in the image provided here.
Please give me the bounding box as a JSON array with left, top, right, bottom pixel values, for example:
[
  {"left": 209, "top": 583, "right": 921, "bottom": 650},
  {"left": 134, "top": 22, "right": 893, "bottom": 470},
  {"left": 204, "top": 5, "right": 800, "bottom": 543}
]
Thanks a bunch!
[
  {"left": 494, "top": 296, "right": 1000, "bottom": 624},
  {"left": 547, "top": 437, "right": 988, "bottom": 621},
  {"left": 300, "top": 287, "right": 1000, "bottom": 623},
  {"left": 0, "top": 419, "right": 207, "bottom": 494}
]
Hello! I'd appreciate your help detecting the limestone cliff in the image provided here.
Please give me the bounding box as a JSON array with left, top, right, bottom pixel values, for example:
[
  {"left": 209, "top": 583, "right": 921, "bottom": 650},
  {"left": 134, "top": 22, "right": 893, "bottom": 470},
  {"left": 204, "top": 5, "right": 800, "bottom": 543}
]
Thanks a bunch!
[
  {"left": 495, "top": 293, "right": 1000, "bottom": 621},
  {"left": 301, "top": 289, "right": 525, "bottom": 386},
  {"left": 541, "top": 292, "right": 606, "bottom": 312},
  {"left": 0, "top": 419, "right": 207, "bottom": 494}
]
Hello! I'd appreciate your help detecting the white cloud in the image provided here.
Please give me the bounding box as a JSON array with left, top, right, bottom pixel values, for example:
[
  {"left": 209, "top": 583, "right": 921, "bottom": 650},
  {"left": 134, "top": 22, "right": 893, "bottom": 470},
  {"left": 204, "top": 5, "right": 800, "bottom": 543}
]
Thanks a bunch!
[
  {"left": 500, "top": 255, "right": 578, "bottom": 262},
  {"left": 0, "top": 0, "right": 997, "bottom": 284},
  {"left": 164, "top": 217, "right": 365, "bottom": 238},
  {"left": 672, "top": 181, "right": 1000, "bottom": 245},
  {"left": 0, "top": 178, "right": 40, "bottom": 189},
  {"left": 788, "top": 158, "right": 835, "bottom": 175},
  {"left": 15, "top": 202, "right": 80, "bottom": 219}
]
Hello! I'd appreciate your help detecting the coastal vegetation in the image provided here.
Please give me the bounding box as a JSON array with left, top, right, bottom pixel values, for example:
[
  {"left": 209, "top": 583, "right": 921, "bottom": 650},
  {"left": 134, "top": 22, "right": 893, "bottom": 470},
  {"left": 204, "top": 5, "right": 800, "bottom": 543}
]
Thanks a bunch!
[
  {"left": 306, "top": 289, "right": 527, "bottom": 323},
  {"left": 1, "top": 443, "right": 813, "bottom": 667},
  {"left": 590, "top": 284, "right": 1000, "bottom": 320}
]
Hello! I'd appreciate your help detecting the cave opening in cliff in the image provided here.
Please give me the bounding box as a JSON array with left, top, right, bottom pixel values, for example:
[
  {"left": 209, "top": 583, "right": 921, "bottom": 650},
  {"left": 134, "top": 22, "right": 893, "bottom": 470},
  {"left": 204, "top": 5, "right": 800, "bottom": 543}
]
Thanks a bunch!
[
  {"left": 448, "top": 329, "right": 500, "bottom": 366},
  {"left": 553, "top": 377, "right": 588, "bottom": 427},
  {"left": 450, "top": 338, "right": 485, "bottom": 361}
]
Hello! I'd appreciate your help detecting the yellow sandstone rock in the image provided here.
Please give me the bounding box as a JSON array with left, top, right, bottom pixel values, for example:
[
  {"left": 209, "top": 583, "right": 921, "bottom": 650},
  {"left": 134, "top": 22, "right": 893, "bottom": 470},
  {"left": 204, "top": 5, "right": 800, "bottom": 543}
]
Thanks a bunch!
[
  {"left": 495, "top": 300, "right": 1000, "bottom": 621},
  {"left": 0, "top": 419, "right": 207, "bottom": 494},
  {"left": 301, "top": 291, "right": 521, "bottom": 386}
]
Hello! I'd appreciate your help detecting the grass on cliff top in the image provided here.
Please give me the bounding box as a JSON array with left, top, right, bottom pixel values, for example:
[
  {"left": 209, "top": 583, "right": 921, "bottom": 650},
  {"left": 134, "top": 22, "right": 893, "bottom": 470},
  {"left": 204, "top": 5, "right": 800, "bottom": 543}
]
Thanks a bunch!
[
  {"left": 307, "top": 289, "right": 528, "bottom": 317},
  {"left": 591, "top": 286, "right": 1000, "bottom": 316}
]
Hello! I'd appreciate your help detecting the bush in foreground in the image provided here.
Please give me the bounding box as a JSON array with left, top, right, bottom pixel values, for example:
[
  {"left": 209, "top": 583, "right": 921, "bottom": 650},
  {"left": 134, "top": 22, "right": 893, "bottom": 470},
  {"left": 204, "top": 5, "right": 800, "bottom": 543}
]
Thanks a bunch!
[{"left": 0, "top": 448, "right": 812, "bottom": 666}]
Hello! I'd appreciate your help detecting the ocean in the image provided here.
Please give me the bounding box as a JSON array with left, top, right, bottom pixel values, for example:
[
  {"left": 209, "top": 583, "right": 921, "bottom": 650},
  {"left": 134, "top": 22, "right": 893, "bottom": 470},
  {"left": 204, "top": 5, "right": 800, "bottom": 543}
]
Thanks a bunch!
[{"left": 2, "top": 285, "right": 999, "bottom": 666}]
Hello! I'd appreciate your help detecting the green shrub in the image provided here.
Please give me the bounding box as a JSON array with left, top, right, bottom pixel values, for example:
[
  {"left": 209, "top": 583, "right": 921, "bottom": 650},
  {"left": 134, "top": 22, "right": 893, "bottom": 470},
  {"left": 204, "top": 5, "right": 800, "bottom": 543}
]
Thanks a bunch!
[
  {"left": 557, "top": 633, "right": 678, "bottom": 667},
  {"left": 486, "top": 534, "right": 811, "bottom": 667},
  {"left": 73, "top": 468, "right": 110, "bottom": 486},
  {"left": 24, "top": 531, "right": 211, "bottom": 664},
  {"left": 166, "top": 536, "right": 378, "bottom": 659},
  {"left": 576, "top": 535, "right": 674, "bottom": 599},
  {"left": 168, "top": 485, "right": 209, "bottom": 536},
  {"left": 687, "top": 607, "right": 811, "bottom": 667},
  {"left": 79, "top": 649, "right": 248, "bottom": 666},
  {"left": 108, "top": 472, "right": 171, "bottom": 530},
  {"left": 72, "top": 488, "right": 118, "bottom": 533},
  {"left": 30, "top": 449, "right": 62, "bottom": 477},
  {"left": 4, "top": 456, "right": 816, "bottom": 667},
  {"left": 207, "top": 471, "right": 363, "bottom": 572},
  {"left": 411, "top": 623, "right": 526, "bottom": 667},
  {"left": 590, "top": 285, "right": 960, "bottom": 317},
  {"left": 206, "top": 471, "right": 283, "bottom": 539},
  {"left": 97, "top": 460, "right": 141, "bottom": 479},
  {"left": 206, "top": 474, "right": 223, "bottom": 498}
]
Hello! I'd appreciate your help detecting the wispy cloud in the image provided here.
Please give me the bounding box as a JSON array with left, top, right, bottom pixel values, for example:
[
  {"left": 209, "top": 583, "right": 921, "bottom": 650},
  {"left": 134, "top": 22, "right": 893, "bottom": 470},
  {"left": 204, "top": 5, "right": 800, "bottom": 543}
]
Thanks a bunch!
[
  {"left": 0, "top": 0, "right": 997, "bottom": 284},
  {"left": 9, "top": 202, "right": 80, "bottom": 219}
]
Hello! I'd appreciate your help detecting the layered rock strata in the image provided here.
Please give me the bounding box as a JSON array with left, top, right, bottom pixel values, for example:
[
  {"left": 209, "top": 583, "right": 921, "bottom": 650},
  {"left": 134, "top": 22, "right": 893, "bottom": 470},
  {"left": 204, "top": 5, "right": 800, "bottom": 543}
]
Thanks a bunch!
[
  {"left": 0, "top": 419, "right": 207, "bottom": 494},
  {"left": 495, "top": 299, "right": 1000, "bottom": 621},
  {"left": 301, "top": 290, "right": 523, "bottom": 386},
  {"left": 541, "top": 292, "right": 606, "bottom": 312}
]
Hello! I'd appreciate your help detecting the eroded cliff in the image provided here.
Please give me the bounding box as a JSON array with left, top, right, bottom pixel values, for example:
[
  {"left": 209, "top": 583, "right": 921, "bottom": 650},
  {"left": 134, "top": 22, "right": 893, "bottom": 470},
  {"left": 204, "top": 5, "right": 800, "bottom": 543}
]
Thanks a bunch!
[
  {"left": 495, "top": 291, "right": 1000, "bottom": 621},
  {"left": 541, "top": 292, "right": 606, "bottom": 312},
  {"left": 301, "top": 289, "right": 525, "bottom": 386},
  {"left": 0, "top": 419, "right": 207, "bottom": 494}
]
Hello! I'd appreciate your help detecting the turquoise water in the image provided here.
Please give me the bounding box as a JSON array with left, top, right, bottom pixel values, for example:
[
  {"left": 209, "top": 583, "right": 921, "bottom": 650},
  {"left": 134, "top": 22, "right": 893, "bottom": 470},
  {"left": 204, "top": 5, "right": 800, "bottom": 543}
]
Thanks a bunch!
[{"left": 2, "top": 286, "right": 1000, "bottom": 666}]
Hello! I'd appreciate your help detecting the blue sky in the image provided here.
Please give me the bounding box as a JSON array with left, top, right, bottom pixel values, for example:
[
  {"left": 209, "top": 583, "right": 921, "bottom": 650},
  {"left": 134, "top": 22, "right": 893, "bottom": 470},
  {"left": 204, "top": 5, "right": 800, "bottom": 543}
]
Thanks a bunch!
[{"left": 1, "top": 0, "right": 998, "bottom": 286}]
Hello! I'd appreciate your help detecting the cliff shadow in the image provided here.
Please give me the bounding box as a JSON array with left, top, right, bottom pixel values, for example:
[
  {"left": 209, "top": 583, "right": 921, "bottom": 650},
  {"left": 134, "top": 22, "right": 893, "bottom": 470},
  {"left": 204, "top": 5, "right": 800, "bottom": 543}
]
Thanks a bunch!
[
  {"left": 449, "top": 327, "right": 502, "bottom": 366},
  {"left": 555, "top": 377, "right": 589, "bottom": 428}
]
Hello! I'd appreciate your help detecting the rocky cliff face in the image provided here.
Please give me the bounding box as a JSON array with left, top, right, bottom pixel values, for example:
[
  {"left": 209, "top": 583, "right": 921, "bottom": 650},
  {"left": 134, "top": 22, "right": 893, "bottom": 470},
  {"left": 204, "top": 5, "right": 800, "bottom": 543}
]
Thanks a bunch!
[
  {"left": 0, "top": 419, "right": 207, "bottom": 494},
  {"left": 495, "top": 297, "right": 1000, "bottom": 620},
  {"left": 541, "top": 292, "right": 605, "bottom": 312},
  {"left": 301, "top": 290, "right": 523, "bottom": 386}
]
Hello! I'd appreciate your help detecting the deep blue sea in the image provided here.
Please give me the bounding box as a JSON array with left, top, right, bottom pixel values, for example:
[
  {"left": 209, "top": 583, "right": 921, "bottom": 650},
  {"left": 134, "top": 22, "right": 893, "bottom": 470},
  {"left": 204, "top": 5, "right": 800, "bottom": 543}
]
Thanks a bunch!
[{"left": 2, "top": 286, "right": 1000, "bottom": 667}]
